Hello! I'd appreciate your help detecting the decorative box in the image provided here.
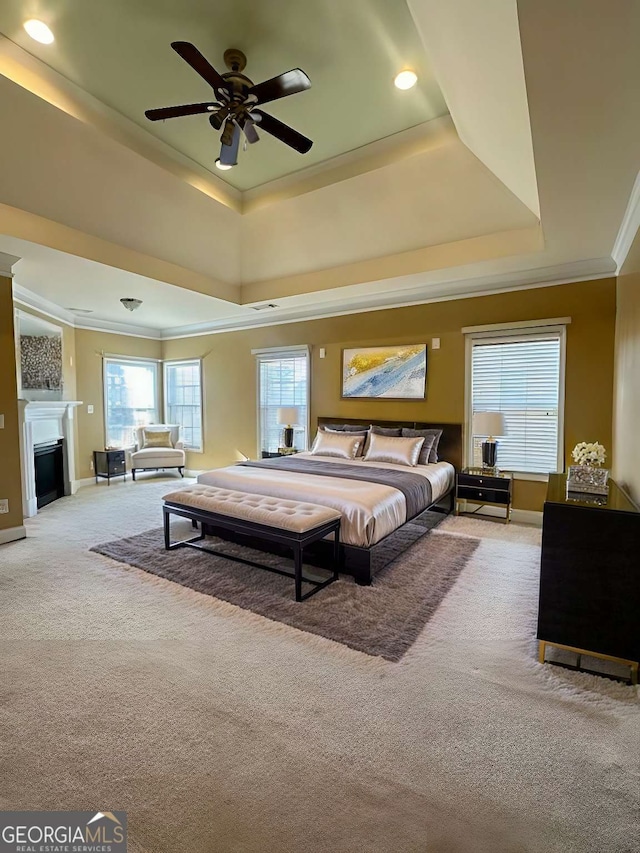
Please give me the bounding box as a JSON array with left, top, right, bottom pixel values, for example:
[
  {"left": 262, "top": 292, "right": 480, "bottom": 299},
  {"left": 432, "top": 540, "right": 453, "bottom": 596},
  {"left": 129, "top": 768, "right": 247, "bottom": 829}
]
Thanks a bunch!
[{"left": 567, "top": 465, "right": 610, "bottom": 496}]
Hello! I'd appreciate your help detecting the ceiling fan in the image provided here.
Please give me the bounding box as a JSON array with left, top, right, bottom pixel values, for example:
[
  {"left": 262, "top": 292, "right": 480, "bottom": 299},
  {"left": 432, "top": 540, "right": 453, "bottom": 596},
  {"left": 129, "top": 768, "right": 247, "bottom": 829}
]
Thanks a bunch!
[{"left": 145, "top": 42, "right": 313, "bottom": 168}]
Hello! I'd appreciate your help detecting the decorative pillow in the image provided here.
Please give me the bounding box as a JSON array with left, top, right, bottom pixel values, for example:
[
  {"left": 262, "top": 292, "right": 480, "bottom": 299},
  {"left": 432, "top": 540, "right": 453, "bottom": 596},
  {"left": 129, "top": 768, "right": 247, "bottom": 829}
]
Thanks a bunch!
[
  {"left": 322, "top": 426, "right": 369, "bottom": 456},
  {"left": 319, "top": 423, "right": 368, "bottom": 432},
  {"left": 401, "top": 427, "right": 443, "bottom": 464},
  {"left": 310, "top": 431, "right": 363, "bottom": 460},
  {"left": 320, "top": 423, "right": 370, "bottom": 456},
  {"left": 363, "top": 433, "right": 424, "bottom": 467},
  {"left": 363, "top": 424, "right": 403, "bottom": 455},
  {"left": 142, "top": 429, "right": 173, "bottom": 449}
]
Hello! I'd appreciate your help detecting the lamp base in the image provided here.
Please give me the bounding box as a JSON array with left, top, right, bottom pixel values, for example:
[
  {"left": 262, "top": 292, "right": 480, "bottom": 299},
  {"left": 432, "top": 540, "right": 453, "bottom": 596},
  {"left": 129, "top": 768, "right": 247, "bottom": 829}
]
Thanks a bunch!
[
  {"left": 282, "top": 426, "right": 294, "bottom": 449},
  {"left": 481, "top": 440, "right": 498, "bottom": 468}
]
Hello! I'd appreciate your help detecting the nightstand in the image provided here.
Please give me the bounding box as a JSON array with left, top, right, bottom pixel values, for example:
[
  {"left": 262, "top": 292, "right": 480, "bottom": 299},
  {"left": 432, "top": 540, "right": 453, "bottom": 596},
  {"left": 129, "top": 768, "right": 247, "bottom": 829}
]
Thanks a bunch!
[
  {"left": 261, "top": 449, "right": 299, "bottom": 458},
  {"left": 456, "top": 467, "right": 512, "bottom": 523},
  {"left": 94, "top": 449, "right": 127, "bottom": 485}
]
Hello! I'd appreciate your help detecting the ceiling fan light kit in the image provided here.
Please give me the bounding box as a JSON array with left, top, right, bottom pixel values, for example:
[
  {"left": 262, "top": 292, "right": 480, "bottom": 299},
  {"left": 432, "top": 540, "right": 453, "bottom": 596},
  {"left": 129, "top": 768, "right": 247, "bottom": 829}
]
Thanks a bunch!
[{"left": 145, "top": 43, "right": 313, "bottom": 170}]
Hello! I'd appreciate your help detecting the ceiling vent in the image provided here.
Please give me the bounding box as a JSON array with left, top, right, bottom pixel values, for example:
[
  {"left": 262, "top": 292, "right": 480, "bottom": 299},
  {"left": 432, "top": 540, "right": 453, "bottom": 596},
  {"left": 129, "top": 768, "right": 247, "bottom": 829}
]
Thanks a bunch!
[{"left": 251, "top": 303, "right": 279, "bottom": 311}]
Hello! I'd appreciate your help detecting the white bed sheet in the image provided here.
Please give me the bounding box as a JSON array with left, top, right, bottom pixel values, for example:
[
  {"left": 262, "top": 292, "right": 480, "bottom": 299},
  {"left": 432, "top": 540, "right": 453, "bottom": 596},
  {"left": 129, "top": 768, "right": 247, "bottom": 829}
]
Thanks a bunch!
[{"left": 197, "top": 455, "right": 454, "bottom": 547}]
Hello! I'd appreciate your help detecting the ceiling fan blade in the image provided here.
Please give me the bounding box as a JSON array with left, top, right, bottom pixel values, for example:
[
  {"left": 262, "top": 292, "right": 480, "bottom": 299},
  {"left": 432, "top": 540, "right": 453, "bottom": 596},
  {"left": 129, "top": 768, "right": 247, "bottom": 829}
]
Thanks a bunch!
[
  {"left": 252, "top": 109, "right": 313, "bottom": 153},
  {"left": 145, "top": 102, "right": 218, "bottom": 121},
  {"left": 209, "top": 105, "right": 229, "bottom": 131},
  {"left": 219, "top": 124, "right": 241, "bottom": 166},
  {"left": 243, "top": 118, "right": 260, "bottom": 144},
  {"left": 248, "top": 68, "right": 311, "bottom": 105},
  {"left": 171, "top": 41, "right": 228, "bottom": 93}
]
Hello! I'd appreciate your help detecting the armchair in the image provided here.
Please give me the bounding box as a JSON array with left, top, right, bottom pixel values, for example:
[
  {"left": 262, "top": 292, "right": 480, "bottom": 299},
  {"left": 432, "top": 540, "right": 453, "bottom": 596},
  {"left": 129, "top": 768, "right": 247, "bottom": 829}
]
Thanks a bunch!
[{"left": 130, "top": 425, "right": 185, "bottom": 480}]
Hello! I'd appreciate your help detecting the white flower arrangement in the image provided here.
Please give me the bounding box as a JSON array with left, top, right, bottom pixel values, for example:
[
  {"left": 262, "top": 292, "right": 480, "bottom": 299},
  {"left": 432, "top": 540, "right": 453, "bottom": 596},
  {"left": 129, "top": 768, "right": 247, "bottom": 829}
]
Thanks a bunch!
[{"left": 571, "top": 441, "right": 607, "bottom": 467}]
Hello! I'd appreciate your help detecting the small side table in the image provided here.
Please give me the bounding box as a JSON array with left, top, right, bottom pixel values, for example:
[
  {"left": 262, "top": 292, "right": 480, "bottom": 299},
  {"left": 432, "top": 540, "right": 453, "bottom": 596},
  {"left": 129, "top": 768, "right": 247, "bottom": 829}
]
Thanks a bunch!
[
  {"left": 456, "top": 467, "right": 513, "bottom": 523},
  {"left": 261, "top": 449, "right": 299, "bottom": 458},
  {"left": 94, "top": 449, "right": 127, "bottom": 485}
]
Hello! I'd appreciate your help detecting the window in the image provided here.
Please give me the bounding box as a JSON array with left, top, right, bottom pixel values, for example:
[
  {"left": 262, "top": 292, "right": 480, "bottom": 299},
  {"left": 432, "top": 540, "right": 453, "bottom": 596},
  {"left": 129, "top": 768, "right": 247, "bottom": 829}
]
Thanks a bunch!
[
  {"left": 164, "top": 360, "right": 203, "bottom": 451},
  {"left": 104, "top": 358, "right": 159, "bottom": 448},
  {"left": 467, "top": 330, "right": 565, "bottom": 473},
  {"left": 256, "top": 347, "right": 309, "bottom": 454}
]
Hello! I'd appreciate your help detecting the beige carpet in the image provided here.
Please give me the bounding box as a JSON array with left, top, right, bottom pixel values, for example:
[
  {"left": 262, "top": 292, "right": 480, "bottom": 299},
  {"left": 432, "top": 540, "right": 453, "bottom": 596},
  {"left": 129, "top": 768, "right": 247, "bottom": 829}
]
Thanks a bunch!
[{"left": 1, "top": 476, "right": 638, "bottom": 853}]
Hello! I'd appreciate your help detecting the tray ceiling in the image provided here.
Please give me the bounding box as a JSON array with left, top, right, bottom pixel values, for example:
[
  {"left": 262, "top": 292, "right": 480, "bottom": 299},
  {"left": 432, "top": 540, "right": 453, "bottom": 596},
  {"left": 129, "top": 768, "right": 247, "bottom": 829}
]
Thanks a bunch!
[{"left": 0, "top": 0, "right": 448, "bottom": 190}]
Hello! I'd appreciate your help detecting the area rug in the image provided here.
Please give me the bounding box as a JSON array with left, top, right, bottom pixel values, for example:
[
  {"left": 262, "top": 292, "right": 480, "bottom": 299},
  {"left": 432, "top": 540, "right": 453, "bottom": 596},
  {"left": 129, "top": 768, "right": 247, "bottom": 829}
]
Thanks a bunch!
[{"left": 91, "top": 521, "right": 479, "bottom": 661}]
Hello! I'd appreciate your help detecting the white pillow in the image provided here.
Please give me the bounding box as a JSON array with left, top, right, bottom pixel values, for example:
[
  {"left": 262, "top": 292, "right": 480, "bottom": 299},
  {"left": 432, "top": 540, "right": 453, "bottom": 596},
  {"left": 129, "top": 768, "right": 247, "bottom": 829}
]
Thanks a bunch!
[
  {"left": 363, "top": 433, "right": 424, "bottom": 467},
  {"left": 310, "top": 431, "right": 363, "bottom": 460}
]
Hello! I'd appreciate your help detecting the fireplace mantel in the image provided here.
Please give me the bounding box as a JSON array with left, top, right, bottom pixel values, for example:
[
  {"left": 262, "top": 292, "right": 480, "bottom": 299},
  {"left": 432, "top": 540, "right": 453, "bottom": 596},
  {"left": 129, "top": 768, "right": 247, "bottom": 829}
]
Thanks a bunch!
[{"left": 18, "top": 400, "right": 83, "bottom": 517}]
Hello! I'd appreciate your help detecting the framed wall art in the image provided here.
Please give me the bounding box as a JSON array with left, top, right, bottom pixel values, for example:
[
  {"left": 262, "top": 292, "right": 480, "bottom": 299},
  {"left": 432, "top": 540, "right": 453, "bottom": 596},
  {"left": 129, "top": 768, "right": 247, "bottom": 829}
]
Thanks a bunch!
[{"left": 341, "top": 344, "right": 427, "bottom": 400}]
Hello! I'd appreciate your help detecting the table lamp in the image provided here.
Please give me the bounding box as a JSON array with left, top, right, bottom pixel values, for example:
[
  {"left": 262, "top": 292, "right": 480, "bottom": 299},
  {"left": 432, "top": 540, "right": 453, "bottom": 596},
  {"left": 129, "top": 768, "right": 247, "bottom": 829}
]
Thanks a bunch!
[
  {"left": 277, "top": 407, "right": 301, "bottom": 450},
  {"left": 473, "top": 411, "right": 507, "bottom": 469}
]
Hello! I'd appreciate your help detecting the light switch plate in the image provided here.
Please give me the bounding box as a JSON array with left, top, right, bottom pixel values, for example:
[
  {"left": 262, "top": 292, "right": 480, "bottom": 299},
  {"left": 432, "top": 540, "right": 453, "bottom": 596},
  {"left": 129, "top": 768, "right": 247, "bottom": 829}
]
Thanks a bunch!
[
  {"left": 87, "top": 405, "right": 94, "bottom": 414},
  {"left": 0, "top": 414, "right": 4, "bottom": 429},
  {"left": 431, "top": 338, "right": 441, "bottom": 350},
  {"left": 0, "top": 499, "right": 8, "bottom": 514},
  {"left": 319, "top": 348, "right": 326, "bottom": 359}
]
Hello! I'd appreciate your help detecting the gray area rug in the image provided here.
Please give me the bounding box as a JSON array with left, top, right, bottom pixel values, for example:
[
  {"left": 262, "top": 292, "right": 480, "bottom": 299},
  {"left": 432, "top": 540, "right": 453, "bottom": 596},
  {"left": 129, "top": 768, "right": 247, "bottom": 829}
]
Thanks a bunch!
[{"left": 91, "top": 519, "right": 479, "bottom": 661}]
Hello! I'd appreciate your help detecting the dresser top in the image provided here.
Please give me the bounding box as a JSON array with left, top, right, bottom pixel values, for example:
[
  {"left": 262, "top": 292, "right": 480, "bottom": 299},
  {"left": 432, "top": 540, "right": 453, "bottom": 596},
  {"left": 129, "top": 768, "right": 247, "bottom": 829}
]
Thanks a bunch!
[{"left": 547, "top": 473, "right": 639, "bottom": 513}]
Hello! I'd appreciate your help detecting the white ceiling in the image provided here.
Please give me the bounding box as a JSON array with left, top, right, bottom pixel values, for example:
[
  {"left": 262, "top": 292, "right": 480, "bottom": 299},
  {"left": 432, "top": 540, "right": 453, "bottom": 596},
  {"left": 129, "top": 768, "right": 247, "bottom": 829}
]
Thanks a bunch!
[{"left": 2, "top": 236, "right": 253, "bottom": 334}]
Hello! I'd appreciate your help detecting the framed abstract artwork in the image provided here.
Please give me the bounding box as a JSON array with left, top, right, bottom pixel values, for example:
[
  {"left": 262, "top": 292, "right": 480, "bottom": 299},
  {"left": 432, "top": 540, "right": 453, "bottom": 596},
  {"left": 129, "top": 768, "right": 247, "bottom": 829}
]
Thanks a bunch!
[{"left": 341, "top": 344, "right": 427, "bottom": 400}]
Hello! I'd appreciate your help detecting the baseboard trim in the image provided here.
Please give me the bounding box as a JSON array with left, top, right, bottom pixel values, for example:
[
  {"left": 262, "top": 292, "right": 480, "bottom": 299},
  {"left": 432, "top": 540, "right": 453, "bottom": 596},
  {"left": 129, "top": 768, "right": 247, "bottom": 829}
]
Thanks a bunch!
[
  {"left": 461, "top": 502, "right": 543, "bottom": 526},
  {"left": 0, "top": 525, "right": 27, "bottom": 545},
  {"left": 72, "top": 477, "right": 96, "bottom": 492}
]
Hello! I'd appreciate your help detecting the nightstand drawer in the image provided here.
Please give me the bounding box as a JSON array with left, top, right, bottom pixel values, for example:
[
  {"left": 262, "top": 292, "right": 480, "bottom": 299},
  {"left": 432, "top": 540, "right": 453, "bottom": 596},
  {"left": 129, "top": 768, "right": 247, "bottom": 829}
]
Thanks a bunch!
[
  {"left": 457, "top": 485, "right": 511, "bottom": 505},
  {"left": 458, "top": 472, "right": 510, "bottom": 490}
]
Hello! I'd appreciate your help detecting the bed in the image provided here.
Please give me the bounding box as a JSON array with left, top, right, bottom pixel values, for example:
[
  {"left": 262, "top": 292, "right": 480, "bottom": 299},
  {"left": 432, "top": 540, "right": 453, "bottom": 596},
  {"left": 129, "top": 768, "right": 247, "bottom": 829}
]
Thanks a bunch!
[{"left": 197, "top": 418, "right": 462, "bottom": 584}]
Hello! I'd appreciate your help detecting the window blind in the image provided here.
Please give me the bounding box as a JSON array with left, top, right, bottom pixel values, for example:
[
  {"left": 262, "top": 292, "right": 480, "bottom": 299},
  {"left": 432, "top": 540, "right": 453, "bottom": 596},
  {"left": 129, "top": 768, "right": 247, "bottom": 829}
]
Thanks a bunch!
[
  {"left": 257, "top": 349, "right": 309, "bottom": 453},
  {"left": 470, "top": 334, "right": 562, "bottom": 473},
  {"left": 164, "top": 360, "right": 203, "bottom": 451}
]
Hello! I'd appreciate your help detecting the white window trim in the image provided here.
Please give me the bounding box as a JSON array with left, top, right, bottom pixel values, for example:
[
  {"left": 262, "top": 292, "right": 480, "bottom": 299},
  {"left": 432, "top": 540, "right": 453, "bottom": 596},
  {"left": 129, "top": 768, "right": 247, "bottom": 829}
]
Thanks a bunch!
[
  {"left": 163, "top": 358, "right": 204, "bottom": 453},
  {"left": 102, "top": 356, "right": 160, "bottom": 449},
  {"left": 464, "top": 325, "right": 567, "bottom": 476},
  {"left": 254, "top": 346, "right": 311, "bottom": 457}
]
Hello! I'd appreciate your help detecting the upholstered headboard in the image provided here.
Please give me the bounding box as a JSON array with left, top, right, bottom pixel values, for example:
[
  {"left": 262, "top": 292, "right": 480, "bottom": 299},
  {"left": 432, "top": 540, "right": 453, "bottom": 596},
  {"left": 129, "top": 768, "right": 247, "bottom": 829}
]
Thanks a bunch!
[{"left": 317, "top": 417, "right": 463, "bottom": 471}]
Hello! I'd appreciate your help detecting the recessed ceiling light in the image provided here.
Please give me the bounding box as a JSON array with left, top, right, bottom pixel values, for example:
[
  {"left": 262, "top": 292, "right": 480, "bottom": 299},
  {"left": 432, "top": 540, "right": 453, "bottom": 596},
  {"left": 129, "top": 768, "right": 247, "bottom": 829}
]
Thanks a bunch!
[
  {"left": 23, "top": 19, "right": 55, "bottom": 45},
  {"left": 394, "top": 70, "right": 418, "bottom": 90},
  {"left": 215, "top": 159, "right": 233, "bottom": 171}
]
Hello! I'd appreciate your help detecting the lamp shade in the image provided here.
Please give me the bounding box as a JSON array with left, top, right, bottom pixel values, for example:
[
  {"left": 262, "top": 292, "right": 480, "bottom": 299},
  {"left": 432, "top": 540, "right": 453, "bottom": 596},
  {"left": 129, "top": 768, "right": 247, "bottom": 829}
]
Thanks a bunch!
[
  {"left": 473, "top": 411, "right": 507, "bottom": 437},
  {"left": 276, "top": 406, "right": 300, "bottom": 426}
]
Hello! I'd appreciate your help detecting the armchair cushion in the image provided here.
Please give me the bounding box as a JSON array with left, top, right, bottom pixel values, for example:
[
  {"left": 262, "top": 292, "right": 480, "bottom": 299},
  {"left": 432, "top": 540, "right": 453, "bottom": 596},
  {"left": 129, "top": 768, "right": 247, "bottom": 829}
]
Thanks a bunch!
[
  {"left": 135, "top": 424, "right": 181, "bottom": 451},
  {"left": 142, "top": 428, "right": 172, "bottom": 448}
]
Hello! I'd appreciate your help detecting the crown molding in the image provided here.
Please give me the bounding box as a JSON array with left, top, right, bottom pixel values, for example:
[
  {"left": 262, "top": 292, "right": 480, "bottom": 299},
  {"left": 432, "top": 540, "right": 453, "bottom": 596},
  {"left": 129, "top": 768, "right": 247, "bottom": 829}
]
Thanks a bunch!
[
  {"left": 612, "top": 169, "right": 640, "bottom": 273},
  {"left": 13, "top": 257, "right": 615, "bottom": 342},
  {"left": 12, "top": 283, "right": 161, "bottom": 339},
  {"left": 160, "top": 257, "right": 615, "bottom": 339}
]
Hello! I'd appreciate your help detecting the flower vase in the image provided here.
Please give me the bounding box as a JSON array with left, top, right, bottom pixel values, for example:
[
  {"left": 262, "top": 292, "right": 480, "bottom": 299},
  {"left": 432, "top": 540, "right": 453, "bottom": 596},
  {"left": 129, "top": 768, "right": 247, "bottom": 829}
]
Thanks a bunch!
[{"left": 567, "top": 465, "right": 610, "bottom": 496}]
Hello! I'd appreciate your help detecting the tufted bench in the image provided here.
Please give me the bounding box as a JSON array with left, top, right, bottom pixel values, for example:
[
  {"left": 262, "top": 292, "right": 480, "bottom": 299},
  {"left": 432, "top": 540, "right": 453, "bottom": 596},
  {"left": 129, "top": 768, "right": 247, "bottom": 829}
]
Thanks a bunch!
[{"left": 162, "top": 485, "right": 342, "bottom": 601}]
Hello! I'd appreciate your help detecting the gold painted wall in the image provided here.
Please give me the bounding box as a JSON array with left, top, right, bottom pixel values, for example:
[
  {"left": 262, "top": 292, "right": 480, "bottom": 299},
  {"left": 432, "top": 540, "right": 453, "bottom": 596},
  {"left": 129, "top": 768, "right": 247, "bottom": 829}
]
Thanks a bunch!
[
  {"left": 613, "top": 231, "right": 640, "bottom": 504},
  {"left": 163, "top": 278, "right": 617, "bottom": 512},
  {"left": 0, "top": 275, "right": 24, "bottom": 532},
  {"left": 74, "top": 329, "right": 162, "bottom": 479}
]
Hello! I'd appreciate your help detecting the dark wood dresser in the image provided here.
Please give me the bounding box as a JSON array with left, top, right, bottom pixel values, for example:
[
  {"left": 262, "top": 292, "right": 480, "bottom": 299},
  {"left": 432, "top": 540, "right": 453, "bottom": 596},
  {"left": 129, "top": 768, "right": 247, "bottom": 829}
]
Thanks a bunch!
[{"left": 537, "top": 473, "right": 640, "bottom": 683}]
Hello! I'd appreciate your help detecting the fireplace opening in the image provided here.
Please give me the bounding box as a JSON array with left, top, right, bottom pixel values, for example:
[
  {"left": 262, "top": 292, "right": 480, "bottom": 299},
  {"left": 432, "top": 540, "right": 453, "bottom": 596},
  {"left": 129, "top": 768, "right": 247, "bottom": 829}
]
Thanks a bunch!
[{"left": 34, "top": 439, "right": 65, "bottom": 509}]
